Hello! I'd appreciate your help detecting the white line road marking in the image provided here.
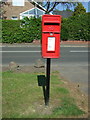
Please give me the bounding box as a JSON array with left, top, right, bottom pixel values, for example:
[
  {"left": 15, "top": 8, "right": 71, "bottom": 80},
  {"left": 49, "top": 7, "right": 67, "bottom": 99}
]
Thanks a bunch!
[
  {"left": 0, "top": 46, "right": 88, "bottom": 48},
  {"left": 70, "top": 51, "right": 89, "bottom": 52},
  {"left": 0, "top": 50, "right": 89, "bottom": 53},
  {"left": 0, "top": 51, "right": 41, "bottom": 53}
]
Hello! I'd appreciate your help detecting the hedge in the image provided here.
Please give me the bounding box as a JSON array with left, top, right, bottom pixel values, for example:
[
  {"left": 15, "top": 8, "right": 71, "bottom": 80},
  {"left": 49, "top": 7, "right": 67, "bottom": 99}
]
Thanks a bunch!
[
  {"left": 61, "top": 13, "right": 90, "bottom": 41},
  {"left": 2, "top": 13, "right": 90, "bottom": 43},
  {"left": 2, "top": 17, "right": 41, "bottom": 43}
]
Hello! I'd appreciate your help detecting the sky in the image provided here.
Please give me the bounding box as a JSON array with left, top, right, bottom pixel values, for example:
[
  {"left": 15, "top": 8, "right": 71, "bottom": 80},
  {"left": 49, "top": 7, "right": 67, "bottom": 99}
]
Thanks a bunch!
[
  {"left": 12, "top": 0, "right": 89, "bottom": 12},
  {"left": 56, "top": 2, "right": 89, "bottom": 12},
  {"left": 80, "top": 2, "right": 89, "bottom": 12},
  {"left": 87, "top": 1, "right": 90, "bottom": 12}
]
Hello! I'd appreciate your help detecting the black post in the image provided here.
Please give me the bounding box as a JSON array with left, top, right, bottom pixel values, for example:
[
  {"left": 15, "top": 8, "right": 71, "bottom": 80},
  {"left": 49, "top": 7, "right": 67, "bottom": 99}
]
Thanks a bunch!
[{"left": 45, "top": 58, "right": 51, "bottom": 106}]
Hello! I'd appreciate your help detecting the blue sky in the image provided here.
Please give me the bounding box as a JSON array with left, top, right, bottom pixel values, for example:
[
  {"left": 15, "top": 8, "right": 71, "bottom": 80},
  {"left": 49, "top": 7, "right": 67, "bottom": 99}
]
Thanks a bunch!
[
  {"left": 56, "top": 2, "right": 89, "bottom": 12},
  {"left": 87, "top": 1, "right": 90, "bottom": 12},
  {"left": 82, "top": 2, "right": 89, "bottom": 12},
  {"left": 12, "top": 0, "right": 89, "bottom": 12}
]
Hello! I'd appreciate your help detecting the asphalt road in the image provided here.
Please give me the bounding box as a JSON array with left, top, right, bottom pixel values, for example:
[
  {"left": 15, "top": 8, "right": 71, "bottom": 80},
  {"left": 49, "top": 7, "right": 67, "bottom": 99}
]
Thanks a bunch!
[
  {"left": 2, "top": 46, "right": 88, "bottom": 65},
  {"left": 1, "top": 46, "right": 89, "bottom": 95}
]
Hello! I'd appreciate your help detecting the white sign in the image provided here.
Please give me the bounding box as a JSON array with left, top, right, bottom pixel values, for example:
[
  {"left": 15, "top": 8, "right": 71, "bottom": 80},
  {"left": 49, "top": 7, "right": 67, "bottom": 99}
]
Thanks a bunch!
[{"left": 47, "top": 37, "right": 55, "bottom": 51}]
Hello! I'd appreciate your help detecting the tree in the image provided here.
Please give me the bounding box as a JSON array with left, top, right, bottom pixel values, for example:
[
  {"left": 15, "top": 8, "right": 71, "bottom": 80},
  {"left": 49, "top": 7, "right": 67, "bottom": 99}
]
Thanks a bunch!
[
  {"left": 73, "top": 3, "right": 86, "bottom": 16},
  {"left": 37, "top": 1, "right": 76, "bottom": 14}
]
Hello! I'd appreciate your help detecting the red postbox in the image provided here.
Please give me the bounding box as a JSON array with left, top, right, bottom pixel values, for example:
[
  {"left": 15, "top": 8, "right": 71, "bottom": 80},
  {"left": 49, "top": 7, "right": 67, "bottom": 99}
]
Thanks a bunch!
[{"left": 42, "top": 15, "right": 61, "bottom": 58}]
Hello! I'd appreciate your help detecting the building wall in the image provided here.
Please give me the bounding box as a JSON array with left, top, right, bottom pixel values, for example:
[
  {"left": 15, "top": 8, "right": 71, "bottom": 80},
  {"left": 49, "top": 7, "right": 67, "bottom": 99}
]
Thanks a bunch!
[{"left": 3, "top": 1, "right": 34, "bottom": 19}]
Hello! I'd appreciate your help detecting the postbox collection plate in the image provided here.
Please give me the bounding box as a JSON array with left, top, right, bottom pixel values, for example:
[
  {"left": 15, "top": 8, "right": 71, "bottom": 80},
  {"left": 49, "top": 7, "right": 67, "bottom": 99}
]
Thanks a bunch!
[{"left": 47, "top": 37, "right": 55, "bottom": 52}]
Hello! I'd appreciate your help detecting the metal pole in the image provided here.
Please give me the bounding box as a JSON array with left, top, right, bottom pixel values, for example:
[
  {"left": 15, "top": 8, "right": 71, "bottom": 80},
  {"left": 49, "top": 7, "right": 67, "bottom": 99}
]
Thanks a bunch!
[{"left": 45, "top": 58, "right": 51, "bottom": 106}]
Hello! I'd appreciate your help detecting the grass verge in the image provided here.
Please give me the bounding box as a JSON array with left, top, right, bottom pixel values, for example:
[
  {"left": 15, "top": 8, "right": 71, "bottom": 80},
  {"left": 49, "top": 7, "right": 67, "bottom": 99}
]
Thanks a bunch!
[{"left": 2, "top": 71, "right": 85, "bottom": 118}]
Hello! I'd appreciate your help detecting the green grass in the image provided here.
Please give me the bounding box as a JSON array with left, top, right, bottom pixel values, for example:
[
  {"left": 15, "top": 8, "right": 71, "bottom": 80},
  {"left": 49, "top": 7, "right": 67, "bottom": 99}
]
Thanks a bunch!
[
  {"left": 55, "top": 87, "right": 69, "bottom": 94},
  {"left": 2, "top": 71, "right": 85, "bottom": 118},
  {"left": 0, "top": 19, "right": 2, "bottom": 43},
  {"left": 52, "top": 97, "right": 85, "bottom": 117}
]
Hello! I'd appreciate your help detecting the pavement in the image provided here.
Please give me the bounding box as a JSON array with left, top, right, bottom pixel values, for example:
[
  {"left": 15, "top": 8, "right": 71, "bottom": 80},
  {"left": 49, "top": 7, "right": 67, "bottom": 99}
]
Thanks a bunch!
[
  {"left": 52, "top": 64, "right": 88, "bottom": 95},
  {"left": 0, "top": 40, "right": 89, "bottom": 47}
]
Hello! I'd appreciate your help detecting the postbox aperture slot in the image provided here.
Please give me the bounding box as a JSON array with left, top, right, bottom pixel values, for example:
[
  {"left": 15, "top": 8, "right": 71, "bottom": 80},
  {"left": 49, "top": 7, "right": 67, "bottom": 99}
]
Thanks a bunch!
[{"left": 44, "top": 23, "right": 59, "bottom": 25}]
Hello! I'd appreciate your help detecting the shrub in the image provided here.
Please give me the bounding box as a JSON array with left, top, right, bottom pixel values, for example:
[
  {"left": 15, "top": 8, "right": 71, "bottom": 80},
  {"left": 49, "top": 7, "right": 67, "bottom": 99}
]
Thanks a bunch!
[
  {"left": 2, "top": 20, "right": 23, "bottom": 43},
  {"left": 2, "top": 14, "right": 90, "bottom": 43},
  {"left": 21, "top": 17, "right": 41, "bottom": 41},
  {"left": 61, "top": 18, "right": 69, "bottom": 41},
  {"left": 61, "top": 13, "right": 90, "bottom": 41},
  {"left": 2, "top": 17, "right": 42, "bottom": 43}
]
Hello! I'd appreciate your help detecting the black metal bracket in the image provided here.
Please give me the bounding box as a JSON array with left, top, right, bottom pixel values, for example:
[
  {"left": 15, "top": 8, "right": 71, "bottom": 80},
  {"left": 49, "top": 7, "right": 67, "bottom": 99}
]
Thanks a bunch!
[{"left": 37, "top": 58, "right": 51, "bottom": 106}]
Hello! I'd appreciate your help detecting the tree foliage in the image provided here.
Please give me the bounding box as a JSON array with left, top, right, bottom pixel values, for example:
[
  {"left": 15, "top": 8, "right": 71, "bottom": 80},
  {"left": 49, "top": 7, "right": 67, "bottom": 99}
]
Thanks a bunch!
[
  {"left": 73, "top": 3, "right": 86, "bottom": 16},
  {"left": 61, "top": 13, "right": 89, "bottom": 41}
]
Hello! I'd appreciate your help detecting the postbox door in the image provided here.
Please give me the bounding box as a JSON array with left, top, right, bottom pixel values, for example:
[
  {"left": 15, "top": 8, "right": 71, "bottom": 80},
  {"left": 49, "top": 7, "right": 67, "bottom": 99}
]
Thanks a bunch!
[{"left": 42, "top": 33, "right": 60, "bottom": 58}]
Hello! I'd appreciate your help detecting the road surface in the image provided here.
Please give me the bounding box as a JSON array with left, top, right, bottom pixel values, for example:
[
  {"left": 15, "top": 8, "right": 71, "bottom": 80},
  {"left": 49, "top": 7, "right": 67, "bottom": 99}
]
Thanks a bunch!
[{"left": 1, "top": 46, "right": 89, "bottom": 95}]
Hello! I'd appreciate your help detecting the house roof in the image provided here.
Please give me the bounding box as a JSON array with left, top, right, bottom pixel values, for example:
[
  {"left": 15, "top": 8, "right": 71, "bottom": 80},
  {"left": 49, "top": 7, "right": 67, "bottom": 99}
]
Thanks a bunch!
[{"left": 53, "top": 11, "right": 73, "bottom": 18}]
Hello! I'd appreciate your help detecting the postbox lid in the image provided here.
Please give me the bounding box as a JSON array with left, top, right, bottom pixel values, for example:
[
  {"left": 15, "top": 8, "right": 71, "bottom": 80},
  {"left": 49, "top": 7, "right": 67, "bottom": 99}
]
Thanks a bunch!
[{"left": 42, "top": 14, "right": 61, "bottom": 23}]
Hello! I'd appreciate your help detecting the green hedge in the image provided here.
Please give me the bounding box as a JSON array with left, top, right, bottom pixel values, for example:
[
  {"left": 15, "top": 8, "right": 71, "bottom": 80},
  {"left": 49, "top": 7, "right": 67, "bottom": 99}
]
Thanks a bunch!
[
  {"left": 2, "top": 17, "right": 41, "bottom": 43},
  {"left": 2, "top": 13, "right": 90, "bottom": 43},
  {"left": 61, "top": 13, "right": 90, "bottom": 41}
]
